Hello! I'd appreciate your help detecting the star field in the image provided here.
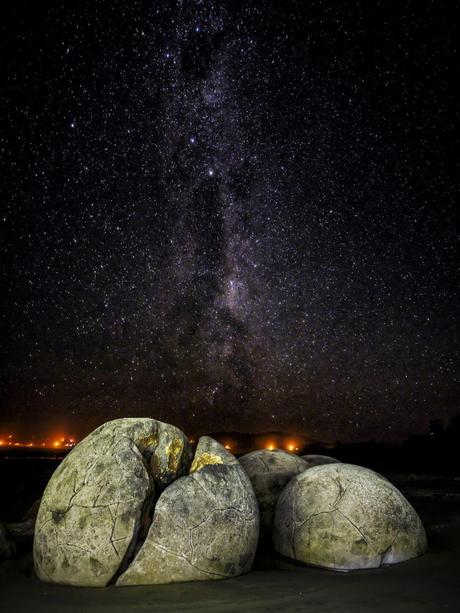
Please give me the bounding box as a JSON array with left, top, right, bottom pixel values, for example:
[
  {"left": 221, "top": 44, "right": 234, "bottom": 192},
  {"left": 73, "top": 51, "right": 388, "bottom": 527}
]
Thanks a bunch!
[{"left": 1, "top": 0, "right": 458, "bottom": 442}]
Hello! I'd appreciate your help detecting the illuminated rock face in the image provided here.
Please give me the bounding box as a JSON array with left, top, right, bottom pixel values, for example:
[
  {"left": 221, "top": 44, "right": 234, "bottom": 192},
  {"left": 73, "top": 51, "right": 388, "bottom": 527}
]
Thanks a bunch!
[
  {"left": 239, "top": 449, "right": 308, "bottom": 537},
  {"left": 302, "top": 454, "right": 340, "bottom": 468},
  {"left": 33, "top": 418, "right": 192, "bottom": 587},
  {"left": 33, "top": 421, "right": 259, "bottom": 587},
  {"left": 273, "top": 463, "right": 427, "bottom": 570},
  {"left": 117, "top": 437, "right": 259, "bottom": 585}
]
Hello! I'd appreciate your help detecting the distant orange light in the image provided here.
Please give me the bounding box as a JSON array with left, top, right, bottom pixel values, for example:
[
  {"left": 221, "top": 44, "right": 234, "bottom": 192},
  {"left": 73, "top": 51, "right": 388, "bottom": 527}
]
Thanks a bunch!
[
  {"left": 0, "top": 435, "right": 78, "bottom": 449},
  {"left": 287, "top": 444, "right": 295, "bottom": 452},
  {"left": 266, "top": 444, "right": 275, "bottom": 451},
  {"left": 224, "top": 444, "right": 231, "bottom": 450}
]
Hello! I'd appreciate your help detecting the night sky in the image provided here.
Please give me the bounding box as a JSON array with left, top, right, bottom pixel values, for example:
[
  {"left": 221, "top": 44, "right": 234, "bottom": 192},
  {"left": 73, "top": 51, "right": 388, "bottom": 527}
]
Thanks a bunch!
[{"left": 1, "top": 0, "right": 458, "bottom": 443}]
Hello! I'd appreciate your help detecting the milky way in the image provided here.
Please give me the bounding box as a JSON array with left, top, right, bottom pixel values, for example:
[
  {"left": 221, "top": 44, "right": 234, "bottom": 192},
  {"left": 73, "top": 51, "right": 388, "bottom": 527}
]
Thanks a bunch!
[{"left": 1, "top": 1, "right": 457, "bottom": 442}]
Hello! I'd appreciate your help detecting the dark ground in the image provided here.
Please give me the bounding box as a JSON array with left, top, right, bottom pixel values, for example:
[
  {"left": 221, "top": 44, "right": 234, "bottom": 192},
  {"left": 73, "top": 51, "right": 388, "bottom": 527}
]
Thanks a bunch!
[{"left": 1, "top": 456, "right": 459, "bottom": 612}]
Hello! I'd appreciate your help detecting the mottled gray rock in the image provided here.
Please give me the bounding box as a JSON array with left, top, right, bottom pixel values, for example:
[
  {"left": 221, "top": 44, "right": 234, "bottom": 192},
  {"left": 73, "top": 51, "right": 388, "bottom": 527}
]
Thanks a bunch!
[
  {"left": 302, "top": 454, "right": 340, "bottom": 468},
  {"left": 239, "top": 449, "right": 308, "bottom": 537},
  {"left": 33, "top": 418, "right": 192, "bottom": 586},
  {"left": 117, "top": 437, "right": 259, "bottom": 586},
  {"left": 273, "top": 463, "right": 427, "bottom": 570},
  {"left": 0, "top": 524, "right": 17, "bottom": 559}
]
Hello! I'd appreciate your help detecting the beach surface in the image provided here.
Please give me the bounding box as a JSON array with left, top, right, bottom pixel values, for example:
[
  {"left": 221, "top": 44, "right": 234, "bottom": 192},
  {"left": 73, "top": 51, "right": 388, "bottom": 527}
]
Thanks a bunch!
[{"left": 1, "top": 490, "right": 459, "bottom": 613}]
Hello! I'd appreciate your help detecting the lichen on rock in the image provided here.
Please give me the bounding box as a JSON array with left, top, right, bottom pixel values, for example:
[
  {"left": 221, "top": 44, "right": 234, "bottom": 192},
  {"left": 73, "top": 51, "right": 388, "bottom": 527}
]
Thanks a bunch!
[
  {"left": 116, "top": 436, "right": 259, "bottom": 586},
  {"left": 273, "top": 463, "right": 427, "bottom": 570},
  {"left": 33, "top": 421, "right": 259, "bottom": 587},
  {"left": 33, "top": 418, "right": 191, "bottom": 586}
]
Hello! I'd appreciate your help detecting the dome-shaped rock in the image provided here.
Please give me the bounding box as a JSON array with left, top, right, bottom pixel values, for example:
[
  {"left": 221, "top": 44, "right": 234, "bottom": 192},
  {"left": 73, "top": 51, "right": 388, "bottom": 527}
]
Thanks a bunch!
[
  {"left": 302, "top": 454, "right": 340, "bottom": 468},
  {"left": 33, "top": 418, "right": 192, "bottom": 586},
  {"left": 116, "top": 436, "right": 259, "bottom": 585},
  {"left": 273, "top": 463, "right": 427, "bottom": 570},
  {"left": 239, "top": 449, "right": 308, "bottom": 537}
]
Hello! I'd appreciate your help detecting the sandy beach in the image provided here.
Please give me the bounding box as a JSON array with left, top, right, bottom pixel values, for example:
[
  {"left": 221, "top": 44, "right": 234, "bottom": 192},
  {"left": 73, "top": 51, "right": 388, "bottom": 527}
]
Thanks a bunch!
[{"left": 1, "top": 494, "right": 459, "bottom": 613}]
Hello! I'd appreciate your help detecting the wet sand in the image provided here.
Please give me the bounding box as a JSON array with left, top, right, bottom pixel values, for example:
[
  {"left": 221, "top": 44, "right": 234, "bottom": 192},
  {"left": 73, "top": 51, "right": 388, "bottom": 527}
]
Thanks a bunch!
[{"left": 1, "top": 495, "right": 459, "bottom": 613}]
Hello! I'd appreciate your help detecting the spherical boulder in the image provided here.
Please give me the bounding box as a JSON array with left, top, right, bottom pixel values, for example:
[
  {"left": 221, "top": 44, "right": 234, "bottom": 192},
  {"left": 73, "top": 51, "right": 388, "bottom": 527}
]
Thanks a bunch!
[
  {"left": 239, "top": 449, "right": 308, "bottom": 537},
  {"left": 273, "top": 463, "right": 427, "bottom": 570},
  {"left": 302, "top": 454, "right": 340, "bottom": 468},
  {"left": 117, "top": 436, "right": 259, "bottom": 585},
  {"left": 33, "top": 418, "right": 192, "bottom": 586}
]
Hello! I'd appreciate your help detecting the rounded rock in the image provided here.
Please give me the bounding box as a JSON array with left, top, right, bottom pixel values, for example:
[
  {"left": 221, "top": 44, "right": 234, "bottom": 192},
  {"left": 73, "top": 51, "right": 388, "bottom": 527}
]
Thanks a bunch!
[
  {"left": 33, "top": 418, "right": 192, "bottom": 586},
  {"left": 239, "top": 449, "right": 308, "bottom": 537},
  {"left": 273, "top": 463, "right": 427, "bottom": 570},
  {"left": 302, "top": 454, "right": 340, "bottom": 468},
  {"left": 117, "top": 436, "right": 259, "bottom": 585}
]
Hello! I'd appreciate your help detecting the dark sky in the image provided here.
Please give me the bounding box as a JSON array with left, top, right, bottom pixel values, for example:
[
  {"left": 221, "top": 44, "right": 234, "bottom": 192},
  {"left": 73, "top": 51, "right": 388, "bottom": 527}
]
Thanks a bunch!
[{"left": 1, "top": 0, "right": 458, "bottom": 443}]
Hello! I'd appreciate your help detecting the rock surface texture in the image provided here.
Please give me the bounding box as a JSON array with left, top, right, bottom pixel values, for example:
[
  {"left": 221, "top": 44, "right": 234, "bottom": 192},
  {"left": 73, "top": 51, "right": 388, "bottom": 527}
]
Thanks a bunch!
[
  {"left": 33, "top": 420, "right": 258, "bottom": 587},
  {"left": 239, "top": 449, "right": 308, "bottom": 537},
  {"left": 273, "top": 463, "right": 427, "bottom": 570},
  {"left": 33, "top": 418, "right": 191, "bottom": 586},
  {"left": 117, "top": 436, "right": 259, "bottom": 585},
  {"left": 302, "top": 454, "right": 340, "bottom": 468}
]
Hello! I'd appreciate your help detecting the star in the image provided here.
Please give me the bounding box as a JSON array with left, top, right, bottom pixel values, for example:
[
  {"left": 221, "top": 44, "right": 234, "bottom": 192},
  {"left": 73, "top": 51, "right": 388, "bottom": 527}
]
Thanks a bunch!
[{"left": 0, "top": 0, "right": 456, "bottom": 445}]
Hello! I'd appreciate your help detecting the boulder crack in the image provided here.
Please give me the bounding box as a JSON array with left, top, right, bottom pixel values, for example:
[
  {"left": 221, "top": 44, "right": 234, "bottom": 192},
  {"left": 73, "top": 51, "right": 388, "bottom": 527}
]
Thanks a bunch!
[
  {"left": 151, "top": 541, "right": 227, "bottom": 578},
  {"left": 335, "top": 509, "right": 376, "bottom": 552}
]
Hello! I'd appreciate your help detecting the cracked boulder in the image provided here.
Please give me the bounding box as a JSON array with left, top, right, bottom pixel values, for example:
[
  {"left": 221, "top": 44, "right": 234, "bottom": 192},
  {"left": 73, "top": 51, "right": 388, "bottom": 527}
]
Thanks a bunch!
[
  {"left": 302, "top": 454, "right": 340, "bottom": 468},
  {"left": 33, "top": 418, "right": 192, "bottom": 586},
  {"left": 117, "top": 436, "right": 259, "bottom": 585},
  {"left": 238, "top": 449, "right": 308, "bottom": 537},
  {"left": 273, "top": 463, "right": 427, "bottom": 570}
]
